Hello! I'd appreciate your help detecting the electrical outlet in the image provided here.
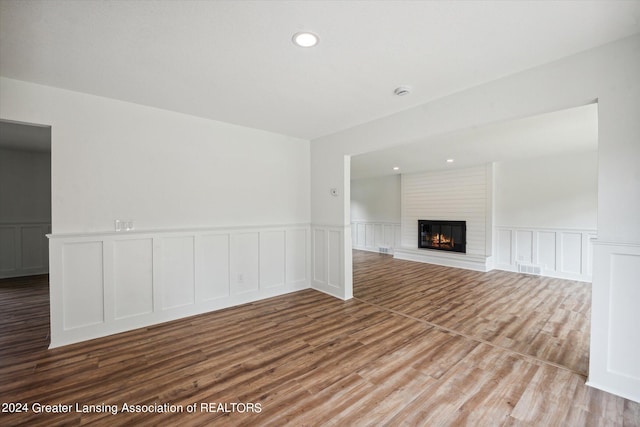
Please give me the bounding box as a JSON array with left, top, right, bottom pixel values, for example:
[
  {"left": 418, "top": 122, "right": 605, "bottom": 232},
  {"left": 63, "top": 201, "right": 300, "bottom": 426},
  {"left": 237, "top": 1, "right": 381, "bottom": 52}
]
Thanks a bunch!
[
  {"left": 115, "top": 220, "right": 134, "bottom": 231},
  {"left": 237, "top": 273, "right": 244, "bottom": 284}
]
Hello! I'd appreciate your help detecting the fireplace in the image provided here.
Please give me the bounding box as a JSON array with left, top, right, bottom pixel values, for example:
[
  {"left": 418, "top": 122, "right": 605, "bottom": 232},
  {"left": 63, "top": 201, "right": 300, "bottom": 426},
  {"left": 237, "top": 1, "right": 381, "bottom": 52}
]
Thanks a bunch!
[{"left": 418, "top": 220, "right": 466, "bottom": 253}]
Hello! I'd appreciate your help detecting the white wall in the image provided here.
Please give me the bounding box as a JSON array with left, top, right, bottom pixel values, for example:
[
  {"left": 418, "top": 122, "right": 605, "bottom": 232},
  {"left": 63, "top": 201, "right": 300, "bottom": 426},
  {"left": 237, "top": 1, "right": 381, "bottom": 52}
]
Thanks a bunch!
[
  {"left": 350, "top": 175, "right": 401, "bottom": 254},
  {"left": 310, "top": 34, "right": 640, "bottom": 401},
  {"left": 0, "top": 78, "right": 310, "bottom": 234},
  {"left": 493, "top": 151, "right": 598, "bottom": 281},
  {"left": 311, "top": 35, "right": 640, "bottom": 231},
  {"left": 494, "top": 151, "right": 598, "bottom": 229},
  {"left": 0, "top": 77, "right": 311, "bottom": 346},
  {"left": 350, "top": 175, "right": 400, "bottom": 223},
  {"left": 0, "top": 147, "right": 51, "bottom": 278}
]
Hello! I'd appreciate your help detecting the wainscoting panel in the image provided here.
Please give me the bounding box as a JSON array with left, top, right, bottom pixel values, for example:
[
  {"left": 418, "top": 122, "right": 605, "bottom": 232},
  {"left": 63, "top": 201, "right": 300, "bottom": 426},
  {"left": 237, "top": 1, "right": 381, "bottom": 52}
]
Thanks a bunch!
[
  {"left": 561, "top": 232, "right": 583, "bottom": 274},
  {"left": 328, "top": 230, "right": 342, "bottom": 289},
  {"left": 21, "top": 225, "right": 45, "bottom": 270},
  {"left": 197, "top": 233, "right": 230, "bottom": 301},
  {"left": 62, "top": 241, "right": 104, "bottom": 330},
  {"left": 374, "top": 224, "right": 384, "bottom": 248},
  {"left": 231, "top": 233, "right": 259, "bottom": 295},
  {"left": 354, "top": 223, "right": 362, "bottom": 248},
  {"left": 385, "top": 224, "right": 400, "bottom": 249},
  {"left": 48, "top": 224, "right": 311, "bottom": 348},
  {"left": 286, "top": 228, "right": 307, "bottom": 285},
  {"left": 311, "top": 224, "right": 350, "bottom": 299},
  {"left": 260, "top": 231, "right": 286, "bottom": 289},
  {"left": 515, "top": 230, "right": 533, "bottom": 264},
  {"left": 351, "top": 221, "right": 401, "bottom": 254},
  {"left": 537, "top": 231, "right": 557, "bottom": 271},
  {"left": 0, "top": 226, "right": 16, "bottom": 272},
  {"left": 608, "top": 253, "right": 640, "bottom": 379},
  {"left": 588, "top": 241, "right": 640, "bottom": 403},
  {"left": 365, "top": 223, "right": 375, "bottom": 248},
  {"left": 496, "top": 229, "right": 512, "bottom": 265},
  {"left": 495, "top": 226, "right": 596, "bottom": 281},
  {"left": 113, "top": 238, "right": 154, "bottom": 320},
  {"left": 313, "top": 228, "right": 326, "bottom": 284},
  {"left": 160, "top": 236, "right": 196, "bottom": 310},
  {"left": 0, "top": 222, "right": 50, "bottom": 278}
]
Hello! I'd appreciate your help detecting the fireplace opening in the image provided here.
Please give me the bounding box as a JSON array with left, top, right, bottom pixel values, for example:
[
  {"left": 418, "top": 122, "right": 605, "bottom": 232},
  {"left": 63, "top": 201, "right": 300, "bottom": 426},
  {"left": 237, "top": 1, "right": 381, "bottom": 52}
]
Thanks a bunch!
[{"left": 418, "top": 220, "right": 466, "bottom": 253}]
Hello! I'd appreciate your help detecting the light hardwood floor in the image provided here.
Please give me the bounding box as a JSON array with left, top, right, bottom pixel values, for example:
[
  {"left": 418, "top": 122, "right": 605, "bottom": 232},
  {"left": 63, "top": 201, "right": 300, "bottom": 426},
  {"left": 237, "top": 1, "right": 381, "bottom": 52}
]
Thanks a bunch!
[
  {"left": 0, "top": 253, "right": 638, "bottom": 426},
  {"left": 353, "top": 250, "right": 591, "bottom": 376}
]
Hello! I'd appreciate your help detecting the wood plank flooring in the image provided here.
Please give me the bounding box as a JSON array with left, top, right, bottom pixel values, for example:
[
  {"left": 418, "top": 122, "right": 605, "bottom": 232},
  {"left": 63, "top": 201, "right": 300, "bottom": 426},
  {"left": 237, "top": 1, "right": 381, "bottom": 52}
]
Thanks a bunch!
[
  {"left": 353, "top": 250, "right": 591, "bottom": 375},
  {"left": 0, "top": 254, "right": 638, "bottom": 426}
]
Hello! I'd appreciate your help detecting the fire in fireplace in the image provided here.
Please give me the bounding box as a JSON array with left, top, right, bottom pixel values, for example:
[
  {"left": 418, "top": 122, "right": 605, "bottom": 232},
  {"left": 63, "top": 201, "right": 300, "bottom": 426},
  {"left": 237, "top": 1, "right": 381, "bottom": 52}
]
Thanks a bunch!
[{"left": 418, "top": 220, "right": 466, "bottom": 253}]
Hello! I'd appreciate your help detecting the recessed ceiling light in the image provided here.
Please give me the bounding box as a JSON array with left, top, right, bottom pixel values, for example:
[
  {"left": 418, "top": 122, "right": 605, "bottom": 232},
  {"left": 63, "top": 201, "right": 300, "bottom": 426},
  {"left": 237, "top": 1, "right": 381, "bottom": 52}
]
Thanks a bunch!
[
  {"left": 292, "top": 32, "right": 319, "bottom": 47},
  {"left": 393, "top": 166, "right": 400, "bottom": 171},
  {"left": 446, "top": 159, "right": 455, "bottom": 163}
]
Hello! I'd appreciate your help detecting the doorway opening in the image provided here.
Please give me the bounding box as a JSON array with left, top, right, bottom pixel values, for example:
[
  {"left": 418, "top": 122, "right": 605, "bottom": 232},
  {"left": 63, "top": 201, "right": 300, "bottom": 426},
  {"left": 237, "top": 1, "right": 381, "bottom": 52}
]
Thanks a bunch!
[
  {"left": 0, "top": 119, "right": 52, "bottom": 280},
  {"left": 348, "top": 103, "right": 598, "bottom": 376}
]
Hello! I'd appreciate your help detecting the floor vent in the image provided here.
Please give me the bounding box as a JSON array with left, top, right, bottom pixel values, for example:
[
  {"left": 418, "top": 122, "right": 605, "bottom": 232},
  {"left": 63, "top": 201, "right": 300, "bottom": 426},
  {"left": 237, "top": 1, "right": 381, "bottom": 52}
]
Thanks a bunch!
[{"left": 517, "top": 263, "right": 542, "bottom": 275}]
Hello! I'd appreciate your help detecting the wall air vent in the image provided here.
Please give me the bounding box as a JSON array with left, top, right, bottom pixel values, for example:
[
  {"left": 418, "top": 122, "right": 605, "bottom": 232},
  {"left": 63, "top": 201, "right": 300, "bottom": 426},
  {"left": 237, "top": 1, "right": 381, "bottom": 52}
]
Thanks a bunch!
[{"left": 517, "top": 263, "right": 542, "bottom": 275}]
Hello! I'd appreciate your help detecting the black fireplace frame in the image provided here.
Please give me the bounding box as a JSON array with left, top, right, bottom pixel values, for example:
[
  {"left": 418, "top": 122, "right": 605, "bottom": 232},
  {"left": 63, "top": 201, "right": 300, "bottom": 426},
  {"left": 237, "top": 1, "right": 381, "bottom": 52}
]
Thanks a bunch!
[{"left": 418, "top": 220, "right": 466, "bottom": 253}]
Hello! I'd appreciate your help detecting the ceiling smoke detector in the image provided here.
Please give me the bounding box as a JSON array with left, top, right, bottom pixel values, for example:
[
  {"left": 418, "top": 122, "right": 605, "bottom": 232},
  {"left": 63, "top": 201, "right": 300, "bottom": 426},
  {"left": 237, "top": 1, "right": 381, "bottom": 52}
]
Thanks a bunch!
[{"left": 394, "top": 86, "right": 411, "bottom": 96}]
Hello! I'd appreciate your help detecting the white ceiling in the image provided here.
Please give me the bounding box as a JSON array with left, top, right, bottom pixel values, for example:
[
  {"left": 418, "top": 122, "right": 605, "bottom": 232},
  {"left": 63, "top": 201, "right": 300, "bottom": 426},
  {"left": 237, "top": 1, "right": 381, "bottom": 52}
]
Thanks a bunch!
[
  {"left": 1, "top": 0, "right": 639, "bottom": 141},
  {"left": 350, "top": 103, "right": 598, "bottom": 180}
]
